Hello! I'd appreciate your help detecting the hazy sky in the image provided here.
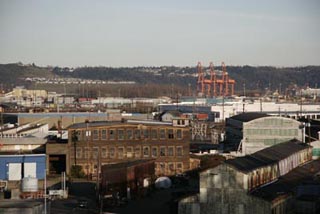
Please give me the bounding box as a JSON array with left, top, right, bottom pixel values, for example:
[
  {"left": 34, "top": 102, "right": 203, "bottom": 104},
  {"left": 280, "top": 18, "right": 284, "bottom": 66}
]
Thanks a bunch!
[{"left": 1, "top": 0, "right": 319, "bottom": 67}]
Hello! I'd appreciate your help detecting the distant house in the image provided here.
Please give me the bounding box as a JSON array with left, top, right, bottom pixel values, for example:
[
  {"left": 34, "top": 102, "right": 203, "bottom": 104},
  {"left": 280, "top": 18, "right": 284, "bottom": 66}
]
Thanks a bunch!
[{"left": 160, "top": 110, "right": 182, "bottom": 122}]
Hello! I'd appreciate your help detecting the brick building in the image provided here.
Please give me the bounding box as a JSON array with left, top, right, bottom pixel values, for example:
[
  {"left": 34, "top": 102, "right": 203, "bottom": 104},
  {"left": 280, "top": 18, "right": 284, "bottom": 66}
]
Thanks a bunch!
[{"left": 66, "top": 121, "right": 190, "bottom": 177}]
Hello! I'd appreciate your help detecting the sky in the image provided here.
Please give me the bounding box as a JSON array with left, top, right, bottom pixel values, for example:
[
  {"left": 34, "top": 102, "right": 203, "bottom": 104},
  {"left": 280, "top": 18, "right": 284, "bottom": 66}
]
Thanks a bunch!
[{"left": 0, "top": 0, "right": 319, "bottom": 67}]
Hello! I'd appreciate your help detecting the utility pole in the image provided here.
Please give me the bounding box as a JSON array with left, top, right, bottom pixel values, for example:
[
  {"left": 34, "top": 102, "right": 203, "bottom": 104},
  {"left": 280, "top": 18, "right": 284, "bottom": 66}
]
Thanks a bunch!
[
  {"left": 71, "top": 130, "right": 79, "bottom": 166},
  {"left": 85, "top": 120, "right": 90, "bottom": 180}
]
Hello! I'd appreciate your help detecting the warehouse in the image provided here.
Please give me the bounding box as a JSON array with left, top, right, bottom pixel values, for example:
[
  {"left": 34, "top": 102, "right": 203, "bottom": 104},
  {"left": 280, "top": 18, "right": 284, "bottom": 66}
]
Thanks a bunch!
[
  {"left": 178, "top": 139, "right": 318, "bottom": 214},
  {"left": 225, "top": 112, "right": 302, "bottom": 154}
]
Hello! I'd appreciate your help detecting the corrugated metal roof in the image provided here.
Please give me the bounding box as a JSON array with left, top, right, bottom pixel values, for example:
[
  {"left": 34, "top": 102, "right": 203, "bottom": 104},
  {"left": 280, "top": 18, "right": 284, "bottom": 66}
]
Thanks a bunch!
[
  {"left": 251, "top": 159, "right": 320, "bottom": 202},
  {"left": 229, "top": 112, "right": 270, "bottom": 122},
  {"left": 225, "top": 139, "right": 311, "bottom": 173}
]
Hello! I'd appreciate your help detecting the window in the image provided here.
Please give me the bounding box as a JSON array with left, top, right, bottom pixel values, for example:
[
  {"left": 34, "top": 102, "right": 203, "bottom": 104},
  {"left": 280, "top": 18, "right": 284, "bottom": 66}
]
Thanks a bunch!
[
  {"left": 109, "top": 129, "right": 115, "bottom": 140},
  {"left": 176, "top": 129, "right": 182, "bottom": 139},
  {"left": 159, "top": 162, "right": 166, "bottom": 174},
  {"left": 77, "top": 130, "right": 83, "bottom": 141},
  {"left": 168, "top": 146, "right": 174, "bottom": 156},
  {"left": 152, "top": 147, "right": 158, "bottom": 157},
  {"left": 143, "top": 129, "right": 149, "bottom": 139},
  {"left": 134, "top": 129, "right": 140, "bottom": 139},
  {"left": 92, "top": 147, "right": 99, "bottom": 159},
  {"left": 168, "top": 163, "right": 175, "bottom": 172},
  {"left": 135, "top": 146, "right": 141, "bottom": 158},
  {"left": 101, "top": 147, "right": 108, "bottom": 158},
  {"left": 84, "top": 147, "right": 90, "bottom": 159},
  {"left": 160, "top": 129, "right": 166, "bottom": 139},
  {"left": 118, "top": 147, "right": 124, "bottom": 159},
  {"left": 127, "top": 147, "right": 133, "bottom": 158},
  {"left": 118, "top": 129, "right": 124, "bottom": 140},
  {"left": 143, "top": 146, "right": 150, "bottom": 157},
  {"left": 101, "top": 130, "right": 107, "bottom": 140},
  {"left": 76, "top": 147, "right": 82, "bottom": 158},
  {"left": 176, "top": 162, "right": 183, "bottom": 173},
  {"left": 109, "top": 147, "right": 115, "bottom": 158},
  {"left": 151, "top": 129, "right": 158, "bottom": 139},
  {"left": 176, "top": 146, "right": 183, "bottom": 156},
  {"left": 126, "top": 129, "right": 133, "bottom": 140},
  {"left": 168, "top": 129, "right": 174, "bottom": 139},
  {"left": 160, "top": 147, "right": 166, "bottom": 157},
  {"left": 93, "top": 130, "right": 99, "bottom": 140}
]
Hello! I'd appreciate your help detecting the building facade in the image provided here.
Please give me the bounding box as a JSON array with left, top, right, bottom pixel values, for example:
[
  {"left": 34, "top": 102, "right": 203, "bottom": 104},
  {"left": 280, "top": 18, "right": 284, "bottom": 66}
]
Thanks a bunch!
[{"left": 67, "top": 121, "right": 190, "bottom": 177}]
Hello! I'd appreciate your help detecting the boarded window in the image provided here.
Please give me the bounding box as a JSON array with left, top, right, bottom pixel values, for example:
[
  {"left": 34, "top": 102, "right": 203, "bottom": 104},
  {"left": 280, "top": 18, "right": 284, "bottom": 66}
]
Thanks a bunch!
[
  {"left": 101, "top": 147, "right": 108, "bottom": 158},
  {"left": 109, "top": 129, "right": 115, "bottom": 140},
  {"left": 134, "top": 129, "right": 140, "bottom": 139},
  {"left": 160, "top": 129, "right": 166, "bottom": 139},
  {"left": 118, "top": 147, "right": 124, "bottom": 159},
  {"left": 92, "top": 147, "right": 99, "bottom": 159},
  {"left": 101, "top": 130, "right": 107, "bottom": 140},
  {"left": 118, "top": 129, "right": 124, "bottom": 140},
  {"left": 168, "top": 146, "right": 174, "bottom": 156},
  {"left": 127, "top": 147, "right": 133, "bottom": 158},
  {"left": 93, "top": 130, "right": 99, "bottom": 140},
  {"left": 152, "top": 147, "right": 158, "bottom": 157},
  {"left": 176, "top": 129, "right": 182, "bottom": 139},
  {"left": 135, "top": 146, "right": 141, "bottom": 158},
  {"left": 76, "top": 147, "right": 82, "bottom": 158},
  {"left": 151, "top": 129, "right": 158, "bottom": 139},
  {"left": 160, "top": 147, "right": 166, "bottom": 157},
  {"left": 143, "top": 146, "right": 150, "bottom": 157},
  {"left": 176, "top": 146, "right": 183, "bottom": 156},
  {"left": 126, "top": 129, "right": 133, "bottom": 140},
  {"left": 109, "top": 147, "right": 115, "bottom": 158}
]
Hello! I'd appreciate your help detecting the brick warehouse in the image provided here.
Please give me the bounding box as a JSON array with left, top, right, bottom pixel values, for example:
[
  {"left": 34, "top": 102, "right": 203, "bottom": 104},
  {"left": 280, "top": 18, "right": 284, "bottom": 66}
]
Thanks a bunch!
[{"left": 64, "top": 121, "right": 190, "bottom": 178}]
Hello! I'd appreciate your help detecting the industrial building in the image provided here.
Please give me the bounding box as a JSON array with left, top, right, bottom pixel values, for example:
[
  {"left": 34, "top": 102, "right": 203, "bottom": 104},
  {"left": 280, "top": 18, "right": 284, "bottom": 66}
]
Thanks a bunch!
[
  {"left": 66, "top": 121, "right": 190, "bottom": 177},
  {"left": 225, "top": 113, "right": 302, "bottom": 154},
  {"left": 178, "top": 139, "right": 320, "bottom": 214},
  {"left": 0, "top": 154, "right": 46, "bottom": 181}
]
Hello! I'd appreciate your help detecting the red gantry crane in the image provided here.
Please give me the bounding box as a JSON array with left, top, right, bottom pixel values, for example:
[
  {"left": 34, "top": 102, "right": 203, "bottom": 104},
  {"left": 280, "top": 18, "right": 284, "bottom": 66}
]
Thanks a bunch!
[{"left": 197, "top": 61, "right": 235, "bottom": 97}]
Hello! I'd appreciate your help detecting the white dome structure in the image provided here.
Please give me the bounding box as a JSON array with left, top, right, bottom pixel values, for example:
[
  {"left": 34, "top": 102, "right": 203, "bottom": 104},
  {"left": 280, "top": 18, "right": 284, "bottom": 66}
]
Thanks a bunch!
[{"left": 155, "top": 177, "right": 172, "bottom": 189}]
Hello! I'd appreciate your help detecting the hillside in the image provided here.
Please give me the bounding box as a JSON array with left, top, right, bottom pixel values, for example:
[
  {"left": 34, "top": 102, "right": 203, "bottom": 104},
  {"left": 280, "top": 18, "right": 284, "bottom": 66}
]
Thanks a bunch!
[{"left": 0, "top": 63, "right": 319, "bottom": 97}]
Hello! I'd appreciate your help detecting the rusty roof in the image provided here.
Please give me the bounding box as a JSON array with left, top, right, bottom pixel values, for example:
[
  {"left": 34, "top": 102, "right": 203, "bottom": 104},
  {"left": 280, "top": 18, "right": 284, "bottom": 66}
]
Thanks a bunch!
[
  {"left": 225, "top": 139, "right": 311, "bottom": 173},
  {"left": 251, "top": 159, "right": 320, "bottom": 202}
]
